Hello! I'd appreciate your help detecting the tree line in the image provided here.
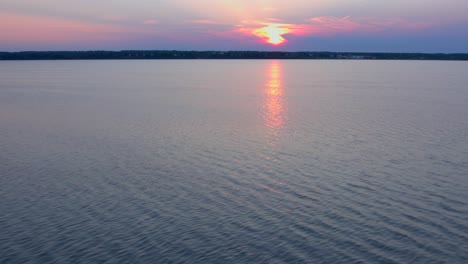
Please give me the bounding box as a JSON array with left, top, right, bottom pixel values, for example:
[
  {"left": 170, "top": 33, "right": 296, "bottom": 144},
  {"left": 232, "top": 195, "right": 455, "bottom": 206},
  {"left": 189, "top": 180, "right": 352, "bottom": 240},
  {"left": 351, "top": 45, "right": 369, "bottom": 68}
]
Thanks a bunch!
[{"left": 1, "top": 50, "right": 467, "bottom": 60}]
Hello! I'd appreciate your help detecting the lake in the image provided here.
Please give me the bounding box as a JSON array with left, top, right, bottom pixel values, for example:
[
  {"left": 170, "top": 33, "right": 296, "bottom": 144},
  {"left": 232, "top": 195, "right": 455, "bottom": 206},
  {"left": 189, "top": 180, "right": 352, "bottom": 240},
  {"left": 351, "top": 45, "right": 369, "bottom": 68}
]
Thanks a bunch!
[{"left": 1, "top": 60, "right": 467, "bottom": 263}]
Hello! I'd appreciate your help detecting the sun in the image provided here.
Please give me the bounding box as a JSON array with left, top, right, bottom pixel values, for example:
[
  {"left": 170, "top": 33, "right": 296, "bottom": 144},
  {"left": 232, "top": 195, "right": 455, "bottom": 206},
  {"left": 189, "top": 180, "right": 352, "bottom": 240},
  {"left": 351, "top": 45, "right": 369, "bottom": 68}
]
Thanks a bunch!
[
  {"left": 252, "top": 24, "right": 291, "bottom": 45},
  {"left": 238, "top": 21, "right": 296, "bottom": 46}
]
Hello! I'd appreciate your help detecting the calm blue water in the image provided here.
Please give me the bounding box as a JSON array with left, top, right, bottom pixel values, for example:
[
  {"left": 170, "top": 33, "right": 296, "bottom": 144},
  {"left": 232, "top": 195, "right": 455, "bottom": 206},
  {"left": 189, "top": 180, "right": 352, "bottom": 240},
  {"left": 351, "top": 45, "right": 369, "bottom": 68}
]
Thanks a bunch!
[{"left": 1, "top": 60, "right": 467, "bottom": 263}]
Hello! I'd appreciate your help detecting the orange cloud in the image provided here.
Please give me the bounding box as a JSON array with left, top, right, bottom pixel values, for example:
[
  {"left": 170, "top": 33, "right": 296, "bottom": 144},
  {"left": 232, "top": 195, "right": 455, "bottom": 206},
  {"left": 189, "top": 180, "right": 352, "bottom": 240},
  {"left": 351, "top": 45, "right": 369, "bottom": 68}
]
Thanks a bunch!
[
  {"left": 244, "top": 23, "right": 292, "bottom": 45},
  {"left": 237, "top": 21, "right": 305, "bottom": 45},
  {"left": 253, "top": 25, "right": 291, "bottom": 45}
]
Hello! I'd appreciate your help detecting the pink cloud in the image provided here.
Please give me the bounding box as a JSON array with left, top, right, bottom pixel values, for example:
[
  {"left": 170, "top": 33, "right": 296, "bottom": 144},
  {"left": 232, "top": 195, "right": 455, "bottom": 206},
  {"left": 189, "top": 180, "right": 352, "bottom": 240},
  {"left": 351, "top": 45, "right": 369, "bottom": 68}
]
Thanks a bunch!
[
  {"left": 0, "top": 12, "right": 141, "bottom": 44},
  {"left": 0, "top": 11, "right": 434, "bottom": 50},
  {"left": 231, "top": 16, "right": 431, "bottom": 46},
  {"left": 191, "top": 20, "right": 221, "bottom": 25},
  {"left": 365, "top": 18, "right": 430, "bottom": 30},
  {"left": 101, "top": 16, "right": 128, "bottom": 22},
  {"left": 305, "top": 16, "right": 431, "bottom": 36},
  {"left": 143, "top": 19, "right": 159, "bottom": 25},
  {"left": 307, "top": 16, "right": 372, "bottom": 34},
  {"left": 233, "top": 17, "right": 432, "bottom": 45}
]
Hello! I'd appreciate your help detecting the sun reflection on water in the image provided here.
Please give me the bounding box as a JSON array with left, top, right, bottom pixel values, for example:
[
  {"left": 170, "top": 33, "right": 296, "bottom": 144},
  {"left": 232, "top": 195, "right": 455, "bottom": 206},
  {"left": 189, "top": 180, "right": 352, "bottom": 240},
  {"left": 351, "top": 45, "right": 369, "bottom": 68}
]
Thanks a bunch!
[{"left": 263, "top": 60, "right": 287, "bottom": 143}]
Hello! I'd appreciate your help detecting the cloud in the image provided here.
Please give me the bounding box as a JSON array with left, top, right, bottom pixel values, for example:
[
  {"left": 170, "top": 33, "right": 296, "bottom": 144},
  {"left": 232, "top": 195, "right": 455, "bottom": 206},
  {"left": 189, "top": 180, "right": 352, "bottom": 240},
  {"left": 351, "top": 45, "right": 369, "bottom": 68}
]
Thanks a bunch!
[
  {"left": 262, "top": 7, "right": 276, "bottom": 12},
  {"left": 305, "top": 16, "right": 431, "bottom": 36},
  {"left": 0, "top": 8, "right": 436, "bottom": 51},
  {"left": 233, "top": 17, "right": 432, "bottom": 45},
  {"left": 0, "top": 12, "right": 148, "bottom": 46},
  {"left": 101, "top": 16, "right": 128, "bottom": 22},
  {"left": 236, "top": 21, "right": 298, "bottom": 45},
  {"left": 191, "top": 20, "right": 221, "bottom": 25},
  {"left": 143, "top": 19, "right": 158, "bottom": 25}
]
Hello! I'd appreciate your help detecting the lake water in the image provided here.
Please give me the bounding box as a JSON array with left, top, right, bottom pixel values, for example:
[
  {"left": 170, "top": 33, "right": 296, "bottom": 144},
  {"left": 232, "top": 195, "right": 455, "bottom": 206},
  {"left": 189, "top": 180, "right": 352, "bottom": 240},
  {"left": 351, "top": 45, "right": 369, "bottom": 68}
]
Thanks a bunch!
[{"left": 1, "top": 60, "right": 467, "bottom": 263}]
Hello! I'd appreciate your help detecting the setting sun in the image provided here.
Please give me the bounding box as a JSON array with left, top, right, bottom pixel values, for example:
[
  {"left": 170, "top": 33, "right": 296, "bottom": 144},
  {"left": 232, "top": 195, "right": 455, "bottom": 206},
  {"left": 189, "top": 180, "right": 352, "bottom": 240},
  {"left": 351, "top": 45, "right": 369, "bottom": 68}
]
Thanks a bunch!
[{"left": 252, "top": 24, "right": 292, "bottom": 45}]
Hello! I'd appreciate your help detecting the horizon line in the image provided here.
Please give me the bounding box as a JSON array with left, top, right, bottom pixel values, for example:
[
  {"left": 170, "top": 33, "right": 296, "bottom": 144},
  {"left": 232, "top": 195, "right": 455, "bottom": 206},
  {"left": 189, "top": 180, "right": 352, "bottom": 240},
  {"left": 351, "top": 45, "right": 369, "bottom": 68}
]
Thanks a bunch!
[{"left": 2, "top": 50, "right": 468, "bottom": 55}]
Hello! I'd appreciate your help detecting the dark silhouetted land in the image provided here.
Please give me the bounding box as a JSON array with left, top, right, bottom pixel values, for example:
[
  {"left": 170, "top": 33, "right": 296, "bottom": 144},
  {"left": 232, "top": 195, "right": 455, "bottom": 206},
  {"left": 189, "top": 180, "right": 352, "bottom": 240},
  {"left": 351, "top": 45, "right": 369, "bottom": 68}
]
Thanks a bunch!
[{"left": 1, "top": 50, "right": 467, "bottom": 60}]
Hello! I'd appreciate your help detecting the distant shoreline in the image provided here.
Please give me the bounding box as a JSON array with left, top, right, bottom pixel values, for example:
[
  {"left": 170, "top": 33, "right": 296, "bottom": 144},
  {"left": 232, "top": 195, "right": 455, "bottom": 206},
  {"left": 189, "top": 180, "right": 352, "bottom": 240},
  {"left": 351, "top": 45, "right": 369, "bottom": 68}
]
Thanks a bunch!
[{"left": 1, "top": 50, "right": 467, "bottom": 61}]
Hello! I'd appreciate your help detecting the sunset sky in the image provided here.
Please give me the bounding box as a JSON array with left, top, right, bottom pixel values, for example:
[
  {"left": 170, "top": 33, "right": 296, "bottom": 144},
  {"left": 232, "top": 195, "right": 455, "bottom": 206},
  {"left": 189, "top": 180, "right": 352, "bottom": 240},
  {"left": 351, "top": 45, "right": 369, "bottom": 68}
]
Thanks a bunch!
[{"left": 1, "top": 0, "right": 468, "bottom": 52}]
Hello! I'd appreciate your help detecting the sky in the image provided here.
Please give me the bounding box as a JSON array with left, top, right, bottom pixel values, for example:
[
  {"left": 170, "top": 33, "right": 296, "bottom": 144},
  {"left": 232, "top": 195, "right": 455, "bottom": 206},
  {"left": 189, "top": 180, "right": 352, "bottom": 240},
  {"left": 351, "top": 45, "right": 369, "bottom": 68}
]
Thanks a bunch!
[{"left": 1, "top": 0, "right": 468, "bottom": 52}]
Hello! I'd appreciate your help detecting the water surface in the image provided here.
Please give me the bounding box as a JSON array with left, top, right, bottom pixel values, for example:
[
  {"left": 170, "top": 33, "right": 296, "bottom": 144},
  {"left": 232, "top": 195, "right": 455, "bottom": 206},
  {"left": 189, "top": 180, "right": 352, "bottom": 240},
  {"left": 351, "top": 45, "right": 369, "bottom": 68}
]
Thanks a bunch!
[{"left": 1, "top": 60, "right": 467, "bottom": 263}]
